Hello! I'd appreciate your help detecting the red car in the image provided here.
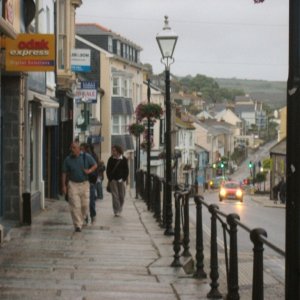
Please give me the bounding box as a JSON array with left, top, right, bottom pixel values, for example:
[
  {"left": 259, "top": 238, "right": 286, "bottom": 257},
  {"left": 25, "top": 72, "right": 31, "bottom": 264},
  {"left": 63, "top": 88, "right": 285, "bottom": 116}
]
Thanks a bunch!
[{"left": 219, "top": 181, "right": 243, "bottom": 202}]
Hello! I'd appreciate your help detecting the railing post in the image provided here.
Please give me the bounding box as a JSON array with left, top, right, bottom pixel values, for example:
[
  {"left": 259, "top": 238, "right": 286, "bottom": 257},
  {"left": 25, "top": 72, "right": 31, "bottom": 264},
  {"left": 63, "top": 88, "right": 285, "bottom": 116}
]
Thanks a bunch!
[
  {"left": 157, "top": 178, "right": 162, "bottom": 223},
  {"left": 250, "top": 228, "right": 267, "bottom": 300},
  {"left": 161, "top": 179, "right": 167, "bottom": 228},
  {"left": 182, "top": 193, "right": 191, "bottom": 257},
  {"left": 153, "top": 176, "right": 160, "bottom": 222},
  {"left": 207, "top": 204, "right": 222, "bottom": 299},
  {"left": 227, "top": 213, "right": 240, "bottom": 300},
  {"left": 171, "top": 192, "right": 182, "bottom": 267},
  {"left": 194, "top": 195, "right": 207, "bottom": 279}
]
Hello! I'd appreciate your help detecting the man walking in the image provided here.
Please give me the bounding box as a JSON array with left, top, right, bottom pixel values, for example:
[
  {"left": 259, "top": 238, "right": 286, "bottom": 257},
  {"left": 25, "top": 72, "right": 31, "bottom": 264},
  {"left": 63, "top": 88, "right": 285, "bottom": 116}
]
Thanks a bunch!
[{"left": 62, "top": 141, "right": 97, "bottom": 232}]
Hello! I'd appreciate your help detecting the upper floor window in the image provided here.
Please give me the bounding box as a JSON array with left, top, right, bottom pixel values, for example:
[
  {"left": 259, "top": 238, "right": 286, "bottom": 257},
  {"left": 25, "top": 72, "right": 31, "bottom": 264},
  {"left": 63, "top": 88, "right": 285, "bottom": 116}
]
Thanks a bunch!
[
  {"left": 108, "top": 36, "right": 113, "bottom": 52},
  {"left": 57, "top": 0, "right": 66, "bottom": 70},
  {"left": 112, "top": 115, "right": 130, "bottom": 134},
  {"left": 122, "top": 44, "right": 126, "bottom": 58},
  {"left": 112, "top": 77, "right": 121, "bottom": 96},
  {"left": 117, "top": 41, "right": 121, "bottom": 56},
  {"left": 112, "top": 76, "right": 132, "bottom": 97}
]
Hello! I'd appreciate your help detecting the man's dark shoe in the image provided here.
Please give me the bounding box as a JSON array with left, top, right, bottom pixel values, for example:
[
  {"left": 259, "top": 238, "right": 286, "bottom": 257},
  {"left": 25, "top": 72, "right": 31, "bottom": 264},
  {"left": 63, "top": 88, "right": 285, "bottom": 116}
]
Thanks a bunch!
[{"left": 75, "top": 227, "right": 81, "bottom": 232}]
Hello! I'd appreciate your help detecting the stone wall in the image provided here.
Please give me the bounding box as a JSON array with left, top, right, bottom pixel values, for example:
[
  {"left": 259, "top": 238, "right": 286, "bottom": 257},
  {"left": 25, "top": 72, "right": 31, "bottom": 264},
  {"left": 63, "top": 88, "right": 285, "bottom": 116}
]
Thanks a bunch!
[{"left": 2, "top": 76, "right": 21, "bottom": 220}]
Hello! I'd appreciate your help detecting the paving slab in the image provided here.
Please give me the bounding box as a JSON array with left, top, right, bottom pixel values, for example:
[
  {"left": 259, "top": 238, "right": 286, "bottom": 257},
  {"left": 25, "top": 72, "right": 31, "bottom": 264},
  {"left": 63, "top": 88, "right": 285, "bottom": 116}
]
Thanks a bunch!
[{"left": 0, "top": 191, "right": 209, "bottom": 300}]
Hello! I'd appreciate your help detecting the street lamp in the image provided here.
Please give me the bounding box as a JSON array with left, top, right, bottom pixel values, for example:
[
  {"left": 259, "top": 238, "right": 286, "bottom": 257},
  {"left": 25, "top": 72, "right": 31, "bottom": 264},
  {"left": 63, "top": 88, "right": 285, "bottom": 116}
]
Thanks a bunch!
[{"left": 156, "top": 16, "right": 178, "bottom": 236}]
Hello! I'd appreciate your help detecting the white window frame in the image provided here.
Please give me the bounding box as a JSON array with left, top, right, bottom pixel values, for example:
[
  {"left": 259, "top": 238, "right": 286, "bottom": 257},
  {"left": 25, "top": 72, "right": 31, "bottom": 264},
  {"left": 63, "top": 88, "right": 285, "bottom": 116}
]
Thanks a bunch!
[
  {"left": 108, "top": 36, "right": 113, "bottom": 52},
  {"left": 112, "top": 115, "right": 130, "bottom": 134},
  {"left": 112, "top": 76, "right": 132, "bottom": 97},
  {"left": 117, "top": 41, "right": 121, "bottom": 56},
  {"left": 112, "top": 77, "right": 121, "bottom": 96}
]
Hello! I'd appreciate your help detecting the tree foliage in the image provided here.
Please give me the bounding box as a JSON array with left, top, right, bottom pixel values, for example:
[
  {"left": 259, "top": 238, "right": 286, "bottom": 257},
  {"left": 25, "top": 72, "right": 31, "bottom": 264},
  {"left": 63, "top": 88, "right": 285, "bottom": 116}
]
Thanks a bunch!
[{"left": 176, "top": 74, "right": 244, "bottom": 103}]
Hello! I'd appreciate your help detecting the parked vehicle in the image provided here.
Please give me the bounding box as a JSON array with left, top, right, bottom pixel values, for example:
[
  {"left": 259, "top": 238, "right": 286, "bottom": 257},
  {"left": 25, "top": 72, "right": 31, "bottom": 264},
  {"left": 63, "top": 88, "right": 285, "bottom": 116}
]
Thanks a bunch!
[
  {"left": 209, "top": 176, "right": 228, "bottom": 189},
  {"left": 219, "top": 181, "right": 244, "bottom": 202}
]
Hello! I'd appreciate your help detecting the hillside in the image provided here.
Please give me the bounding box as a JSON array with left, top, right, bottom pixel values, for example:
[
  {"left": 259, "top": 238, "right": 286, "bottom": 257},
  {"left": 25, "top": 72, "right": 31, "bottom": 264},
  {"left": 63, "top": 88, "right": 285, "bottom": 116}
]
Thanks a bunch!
[{"left": 215, "top": 78, "right": 287, "bottom": 109}]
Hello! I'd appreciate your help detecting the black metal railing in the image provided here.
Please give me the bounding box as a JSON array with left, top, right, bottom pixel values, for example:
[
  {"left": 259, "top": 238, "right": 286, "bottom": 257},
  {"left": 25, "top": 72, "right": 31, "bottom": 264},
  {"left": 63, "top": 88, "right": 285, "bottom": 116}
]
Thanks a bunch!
[
  {"left": 135, "top": 171, "right": 285, "bottom": 299},
  {"left": 192, "top": 193, "right": 285, "bottom": 299}
]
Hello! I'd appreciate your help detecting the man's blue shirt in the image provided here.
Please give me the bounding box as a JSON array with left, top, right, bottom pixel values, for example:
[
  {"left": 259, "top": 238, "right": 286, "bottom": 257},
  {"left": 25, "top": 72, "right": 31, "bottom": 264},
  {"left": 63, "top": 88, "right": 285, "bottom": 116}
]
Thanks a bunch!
[{"left": 63, "top": 153, "right": 96, "bottom": 182}]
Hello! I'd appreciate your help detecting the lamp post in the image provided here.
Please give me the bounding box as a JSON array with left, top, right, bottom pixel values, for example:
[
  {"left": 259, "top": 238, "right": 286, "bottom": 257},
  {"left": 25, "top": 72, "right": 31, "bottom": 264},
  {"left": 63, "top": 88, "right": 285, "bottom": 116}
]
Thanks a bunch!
[{"left": 156, "top": 16, "right": 178, "bottom": 236}]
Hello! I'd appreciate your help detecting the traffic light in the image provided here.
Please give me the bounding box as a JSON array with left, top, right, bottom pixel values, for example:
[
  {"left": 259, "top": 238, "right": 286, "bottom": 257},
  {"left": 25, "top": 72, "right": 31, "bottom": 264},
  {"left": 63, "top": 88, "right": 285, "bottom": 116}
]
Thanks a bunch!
[
  {"left": 248, "top": 161, "right": 253, "bottom": 168},
  {"left": 220, "top": 162, "right": 224, "bottom": 168},
  {"left": 213, "top": 163, "right": 216, "bottom": 169}
]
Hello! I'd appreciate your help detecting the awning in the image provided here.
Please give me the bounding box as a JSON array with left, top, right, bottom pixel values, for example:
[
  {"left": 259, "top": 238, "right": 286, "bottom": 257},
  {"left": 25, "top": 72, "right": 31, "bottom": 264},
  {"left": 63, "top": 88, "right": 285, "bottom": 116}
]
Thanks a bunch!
[
  {"left": 112, "top": 97, "right": 134, "bottom": 115},
  {"left": 29, "top": 92, "right": 59, "bottom": 108}
]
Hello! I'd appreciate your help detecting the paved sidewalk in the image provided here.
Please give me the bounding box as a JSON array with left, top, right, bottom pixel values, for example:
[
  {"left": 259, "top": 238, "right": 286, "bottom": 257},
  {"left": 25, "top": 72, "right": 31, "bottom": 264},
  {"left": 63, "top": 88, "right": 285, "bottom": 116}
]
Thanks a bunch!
[
  {"left": 0, "top": 189, "right": 210, "bottom": 300},
  {"left": 250, "top": 194, "right": 286, "bottom": 208}
]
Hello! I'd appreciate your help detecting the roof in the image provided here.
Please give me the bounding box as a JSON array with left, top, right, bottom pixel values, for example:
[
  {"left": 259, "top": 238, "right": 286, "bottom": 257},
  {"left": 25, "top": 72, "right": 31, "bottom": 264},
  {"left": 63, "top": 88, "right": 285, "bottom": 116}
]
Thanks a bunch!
[
  {"left": 234, "top": 104, "right": 255, "bottom": 114},
  {"left": 270, "top": 138, "right": 286, "bottom": 156},
  {"left": 112, "top": 98, "right": 134, "bottom": 115},
  {"left": 76, "top": 23, "right": 143, "bottom": 50},
  {"left": 175, "top": 116, "right": 195, "bottom": 130},
  {"left": 111, "top": 135, "right": 134, "bottom": 151}
]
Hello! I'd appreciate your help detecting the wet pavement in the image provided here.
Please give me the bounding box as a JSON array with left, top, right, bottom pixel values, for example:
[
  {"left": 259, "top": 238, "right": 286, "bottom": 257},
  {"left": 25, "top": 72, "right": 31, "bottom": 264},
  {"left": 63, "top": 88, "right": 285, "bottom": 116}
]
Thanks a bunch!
[
  {"left": 0, "top": 188, "right": 286, "bottom": 299},
  {"left": 0, "top": 189, "right": 211, "bottom": 300}
]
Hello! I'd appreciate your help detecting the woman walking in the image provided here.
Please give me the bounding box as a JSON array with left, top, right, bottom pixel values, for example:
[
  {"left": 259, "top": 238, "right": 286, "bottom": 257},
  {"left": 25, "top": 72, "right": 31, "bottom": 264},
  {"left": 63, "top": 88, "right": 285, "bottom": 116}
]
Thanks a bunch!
[{"left": 106, "top": 145, "right": 129, "bottom": 217}]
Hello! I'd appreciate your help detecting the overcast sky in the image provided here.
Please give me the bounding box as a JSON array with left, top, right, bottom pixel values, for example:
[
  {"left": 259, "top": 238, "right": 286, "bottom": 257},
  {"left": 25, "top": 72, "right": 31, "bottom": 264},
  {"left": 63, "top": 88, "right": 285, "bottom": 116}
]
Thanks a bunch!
[{"left": 76, "top": 0, "right": 289, "bottom": 81}]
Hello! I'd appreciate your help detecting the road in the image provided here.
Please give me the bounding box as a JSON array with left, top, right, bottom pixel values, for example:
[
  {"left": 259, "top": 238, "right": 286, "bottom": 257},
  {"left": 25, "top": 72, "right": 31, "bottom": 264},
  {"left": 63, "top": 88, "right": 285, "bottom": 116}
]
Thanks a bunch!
[
  {"left": 196, "top": 192, "right": 285, "bottom": 252},
  {"left": 188, "top": 191, "right": 285, "bottom": 291}
]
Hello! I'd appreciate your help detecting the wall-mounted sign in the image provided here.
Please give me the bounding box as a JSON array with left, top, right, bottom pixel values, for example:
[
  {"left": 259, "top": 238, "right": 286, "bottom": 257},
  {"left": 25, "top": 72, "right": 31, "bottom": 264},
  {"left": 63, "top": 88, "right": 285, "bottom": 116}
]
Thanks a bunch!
[
  {"left": 71, "top": 49, "right": 91, "bottom": 72},
  {"left": 5, "top": 33, "right": 55, "bottom": 71},
  {"left": 75, "top": 81, "right": 97, "bottom": 103}
]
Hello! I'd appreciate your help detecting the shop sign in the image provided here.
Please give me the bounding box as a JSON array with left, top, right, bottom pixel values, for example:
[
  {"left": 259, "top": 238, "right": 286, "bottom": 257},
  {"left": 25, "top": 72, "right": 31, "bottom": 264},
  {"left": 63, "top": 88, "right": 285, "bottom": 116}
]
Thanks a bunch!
[
  {"left": 75, "top": 81, "right": 97, "bottom": 103},
  {"left": 71, "top": 49, "right": 91, "bottom": 72},
  {"left": 5, "top": 33, "right": 55, "bottom": 71}
]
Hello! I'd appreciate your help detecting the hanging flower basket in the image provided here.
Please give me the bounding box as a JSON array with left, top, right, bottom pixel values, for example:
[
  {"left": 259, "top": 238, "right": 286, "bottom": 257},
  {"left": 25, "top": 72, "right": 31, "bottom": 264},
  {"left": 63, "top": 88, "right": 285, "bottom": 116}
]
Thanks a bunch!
[
  {"left": 128, "top": 123, "right": 145, "bottom": 137},
  {"left": 135, "top": 103, "right": 163, "bottom": 121}
]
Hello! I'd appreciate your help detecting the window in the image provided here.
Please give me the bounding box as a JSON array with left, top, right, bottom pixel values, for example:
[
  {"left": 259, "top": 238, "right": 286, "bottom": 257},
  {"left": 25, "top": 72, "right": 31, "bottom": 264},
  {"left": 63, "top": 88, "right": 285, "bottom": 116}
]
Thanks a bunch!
[
  {"left": 108, "top": 36, "right": 113, "bottom": 52},
  {"left": 112, "top": 76, "right": 132, "bottom": 97},
  {"left": 112, "top": 77, "right": 121, "bottom": 96},
  {"left": 122, "top": 78, "right": 128, "bottom": 97},
  {"left": 117, "top": 41, "right": 121, "bottom": 56},
  {"left": 57, "top": 0, "right": 66, "bottom": 69},
  {"left": 122, "top": 44, "right": 126, "bottom": 58},
  {"left": 112, "top": 115, "right": 130, "bottom": 134},
  {"left": 124, "top": 45, "right": 129, "bottom": 59}
]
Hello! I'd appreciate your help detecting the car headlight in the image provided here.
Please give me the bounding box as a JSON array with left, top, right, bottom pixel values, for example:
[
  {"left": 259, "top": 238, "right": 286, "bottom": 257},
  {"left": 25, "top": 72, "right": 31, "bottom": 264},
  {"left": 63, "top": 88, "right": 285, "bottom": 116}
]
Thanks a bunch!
[
  {"left": 220, "top": 188, "right": 227, "bottom": 197},
  {"left": 236, "top": 189, "right": 243, "bottom": 197}
]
